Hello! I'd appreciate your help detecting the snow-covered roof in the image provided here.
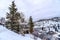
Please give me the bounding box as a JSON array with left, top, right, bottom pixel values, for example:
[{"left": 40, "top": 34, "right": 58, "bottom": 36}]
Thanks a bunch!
[{"left": 20, "top": 22, "right": 28, "bottom": 25}]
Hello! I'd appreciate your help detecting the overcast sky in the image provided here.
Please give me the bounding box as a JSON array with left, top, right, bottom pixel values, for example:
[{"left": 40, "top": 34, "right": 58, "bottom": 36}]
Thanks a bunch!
[{"left": 0, "top": 0, "right": 60, "bottom": 21}]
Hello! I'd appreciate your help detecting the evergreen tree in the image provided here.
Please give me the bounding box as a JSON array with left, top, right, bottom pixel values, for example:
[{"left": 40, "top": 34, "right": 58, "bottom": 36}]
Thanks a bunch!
[
  {"left": 58, "top": 24, "right": 60, "bottom": 29},
  {"left": 5, "top": 1, "right": 21, "bottom": 33},
  {"left": 28, "top": 16, "right": 34, "bottom": 34}
]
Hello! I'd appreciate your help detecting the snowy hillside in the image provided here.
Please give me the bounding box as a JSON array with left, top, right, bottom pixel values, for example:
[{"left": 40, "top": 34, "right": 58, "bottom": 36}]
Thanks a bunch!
[
  {"left": 35, "top": 17, "right": 60, "bottom": 27},
  {"left": 34, "top": 17, "right": 60, "bottom": 32},
  {"left": 0, "top": 25, "right": 41, "bottom": 40}
]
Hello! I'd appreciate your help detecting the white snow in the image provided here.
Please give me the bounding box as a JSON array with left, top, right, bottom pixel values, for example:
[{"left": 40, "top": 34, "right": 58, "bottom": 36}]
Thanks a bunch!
[
  {"left": 34, "top": 20, "right": 60, "bottom": 30},
  {"left": 0, "top": 25, "right": 41, "bottom": 40}
]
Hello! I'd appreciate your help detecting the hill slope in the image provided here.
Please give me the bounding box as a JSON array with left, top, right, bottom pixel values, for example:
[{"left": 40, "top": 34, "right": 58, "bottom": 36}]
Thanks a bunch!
[{"left": 0, "top": 25, "right": 35, "bottom": 40}]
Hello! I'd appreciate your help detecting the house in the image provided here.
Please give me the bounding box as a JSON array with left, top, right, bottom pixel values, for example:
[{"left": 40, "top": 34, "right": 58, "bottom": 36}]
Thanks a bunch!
[
  {"left": 0, "top": 17, "right": 5, "bottom": 26},
  {"left": 19, "top": 22, "right": 30, "bottom": 34}
]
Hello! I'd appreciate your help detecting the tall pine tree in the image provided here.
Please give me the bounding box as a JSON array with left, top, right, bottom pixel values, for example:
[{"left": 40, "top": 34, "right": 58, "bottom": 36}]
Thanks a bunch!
[
  {"left": 28, "top": 16, "right": 34, "bottom": 34},
  {"left": 5, "top": 1, "right": 21, "bottom": 33}
]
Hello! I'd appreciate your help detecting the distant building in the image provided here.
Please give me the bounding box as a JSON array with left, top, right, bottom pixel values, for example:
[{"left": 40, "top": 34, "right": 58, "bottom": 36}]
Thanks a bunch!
[{"left": 0, "top": 17, "right": 5, "bottom": 26}]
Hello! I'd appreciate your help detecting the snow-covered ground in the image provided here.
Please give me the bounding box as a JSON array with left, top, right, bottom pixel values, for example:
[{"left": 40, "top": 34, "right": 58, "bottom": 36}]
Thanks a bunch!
[
  {"left": 35, "top": 20, "right": 60, "bottom": 27},
  {"left": 0, "top": 25, "right": 41, "bottom": 40},
  {"left": 34, "top": 20, "right": 60, "bottom": 32}
]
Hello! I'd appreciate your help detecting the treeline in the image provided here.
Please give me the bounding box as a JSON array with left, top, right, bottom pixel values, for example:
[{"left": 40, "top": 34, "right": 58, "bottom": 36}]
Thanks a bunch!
[{"left": 5, "top": 1, "right": 34, "bottom": 34}]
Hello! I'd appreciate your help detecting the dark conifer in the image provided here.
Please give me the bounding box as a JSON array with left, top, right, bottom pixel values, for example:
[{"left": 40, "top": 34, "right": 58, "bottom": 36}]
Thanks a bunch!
[
  {"left": 28, "top": 16, "right": 34, "bottom": 33},
  {"left": 5, "top": 1, "right": 21, "bottom": 33}
]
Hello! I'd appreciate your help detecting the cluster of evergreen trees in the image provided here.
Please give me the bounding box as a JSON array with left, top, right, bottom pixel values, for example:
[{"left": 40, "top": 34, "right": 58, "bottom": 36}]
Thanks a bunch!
[{"left": 5, "top": 1, "right": 34, "bottom": 34}]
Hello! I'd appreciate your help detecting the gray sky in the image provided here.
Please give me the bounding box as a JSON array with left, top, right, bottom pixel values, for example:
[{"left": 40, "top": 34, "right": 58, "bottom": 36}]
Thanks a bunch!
[{"left": 0, "top": 0, "right": 60, "bottom": 21}]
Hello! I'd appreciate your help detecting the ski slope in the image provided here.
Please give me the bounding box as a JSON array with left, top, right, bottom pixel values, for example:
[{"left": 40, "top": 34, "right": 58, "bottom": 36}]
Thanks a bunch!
[{"left": 0, "top": 25, "right": 41, "bottom": 40}]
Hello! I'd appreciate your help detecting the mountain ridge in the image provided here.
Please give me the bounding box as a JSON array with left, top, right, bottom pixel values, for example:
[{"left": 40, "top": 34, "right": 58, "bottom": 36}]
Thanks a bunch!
[{"left": 35, "top": 17, "right": 60, "bottom": 22}]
